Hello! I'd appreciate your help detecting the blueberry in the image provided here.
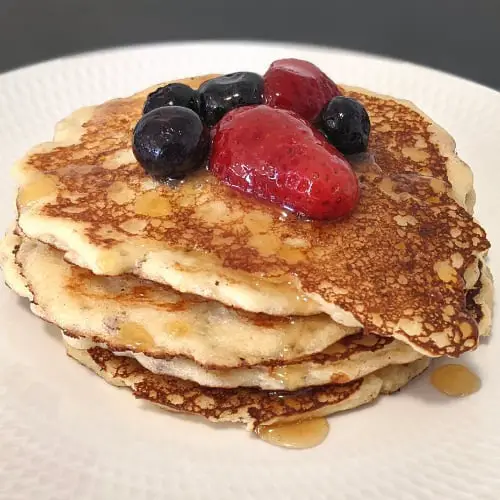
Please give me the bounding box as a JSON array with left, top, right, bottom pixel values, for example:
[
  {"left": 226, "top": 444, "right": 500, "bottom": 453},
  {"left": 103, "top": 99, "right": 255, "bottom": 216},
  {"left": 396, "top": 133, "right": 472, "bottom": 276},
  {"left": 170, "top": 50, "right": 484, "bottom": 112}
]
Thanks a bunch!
[
  {"left": 199, "top": 72, "right": 264, "bottom": 126},
  {"left": 320, "top": 97, "right": 371, "bottom": 155},
  {"left": 132, "top": 106, "right": 209, "bottom": 181},
  {"left": 143, "top": 83, "right": 199, "bottom": 115}
]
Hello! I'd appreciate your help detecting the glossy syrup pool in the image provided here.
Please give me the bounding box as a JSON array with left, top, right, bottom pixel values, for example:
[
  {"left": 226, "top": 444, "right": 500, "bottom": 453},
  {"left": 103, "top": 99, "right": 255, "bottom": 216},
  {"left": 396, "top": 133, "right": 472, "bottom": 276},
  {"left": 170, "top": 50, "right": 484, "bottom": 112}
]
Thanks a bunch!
[
  {"left": 430, "top": 364, "right": 481, "bottom": 397},
  {"left": 255, "top": 417, "right": 330, "bottom": 449}
]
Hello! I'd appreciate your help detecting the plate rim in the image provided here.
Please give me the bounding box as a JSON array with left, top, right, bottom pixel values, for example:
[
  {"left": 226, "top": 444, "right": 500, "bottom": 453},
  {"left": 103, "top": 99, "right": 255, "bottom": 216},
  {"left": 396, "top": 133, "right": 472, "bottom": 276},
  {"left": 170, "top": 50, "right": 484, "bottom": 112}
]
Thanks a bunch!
[{"left": 1, "top": 40, "right": 500, "bottom": 100}]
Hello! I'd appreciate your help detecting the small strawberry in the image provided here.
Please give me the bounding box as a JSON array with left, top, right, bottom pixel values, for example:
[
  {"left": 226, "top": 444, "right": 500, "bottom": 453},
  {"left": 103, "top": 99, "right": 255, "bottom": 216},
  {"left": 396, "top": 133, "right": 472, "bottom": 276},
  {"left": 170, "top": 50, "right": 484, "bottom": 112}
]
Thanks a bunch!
[
  {"left": 264, "top": 58, "right": 341, "bottom": 122},
  {"left": 209, "top": 105, "right": 359, "bottom": 220}
]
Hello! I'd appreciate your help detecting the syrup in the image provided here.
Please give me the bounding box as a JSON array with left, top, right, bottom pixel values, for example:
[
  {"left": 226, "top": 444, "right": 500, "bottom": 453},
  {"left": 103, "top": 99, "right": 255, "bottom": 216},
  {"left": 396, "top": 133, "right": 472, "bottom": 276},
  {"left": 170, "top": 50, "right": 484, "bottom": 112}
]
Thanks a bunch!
[
  {"left": 117, "top": 322, "right": 154, "bottom": 349},
  {"left": 271, "top": 365, "right": 307, "bottom": 390},
  {"left": 18, "top": 176, "right": 57, "bottom": 206},
  {"left": 134, "top": 191, "right": 171, "bottom": 217},
  {"left": 256, "top": 417, "right": 329, "bottom": 449},
  {"left": 430, "top": 364, "right": 480, "bottom": 397}
]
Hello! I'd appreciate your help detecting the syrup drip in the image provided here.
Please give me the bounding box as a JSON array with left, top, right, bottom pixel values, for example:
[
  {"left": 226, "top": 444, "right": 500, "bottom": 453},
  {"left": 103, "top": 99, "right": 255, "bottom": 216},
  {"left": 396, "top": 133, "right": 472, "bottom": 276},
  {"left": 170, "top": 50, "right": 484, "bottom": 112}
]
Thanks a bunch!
[
  {"left": 255, "top": 417, "right": 329, "bottom": 449},
  {"left": 271, "top": 365, "right": 307, "bottom": 390}
]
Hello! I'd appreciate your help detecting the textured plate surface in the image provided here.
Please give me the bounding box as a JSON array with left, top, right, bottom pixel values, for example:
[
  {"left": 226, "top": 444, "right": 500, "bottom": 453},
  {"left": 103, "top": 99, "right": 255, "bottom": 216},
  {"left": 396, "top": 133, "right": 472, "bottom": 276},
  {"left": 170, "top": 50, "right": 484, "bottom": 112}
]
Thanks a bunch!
[{"left": 0, "top": 42, "right": 499, "bottom": 500}]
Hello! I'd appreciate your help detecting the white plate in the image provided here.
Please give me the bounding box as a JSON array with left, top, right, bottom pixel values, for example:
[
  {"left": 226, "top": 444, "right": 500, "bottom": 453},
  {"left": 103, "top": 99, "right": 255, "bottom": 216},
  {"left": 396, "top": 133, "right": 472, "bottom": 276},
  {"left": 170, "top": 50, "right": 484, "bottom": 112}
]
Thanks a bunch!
[{"left": 0, "top": 42, "right": 499, "bottom": 500}]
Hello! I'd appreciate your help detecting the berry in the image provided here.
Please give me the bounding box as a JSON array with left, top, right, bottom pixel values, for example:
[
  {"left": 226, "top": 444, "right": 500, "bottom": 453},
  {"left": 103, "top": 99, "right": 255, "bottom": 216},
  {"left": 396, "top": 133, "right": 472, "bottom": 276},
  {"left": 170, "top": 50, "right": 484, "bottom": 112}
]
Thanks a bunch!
[
  {"left": 320, "top": 96, "right": 371, "bottom": 155},
  {"left": 133, "top": 106, "right": 209, "bottom": 181},
  {"left": 264, "top": 58, "right": 341, "bottom": 122},
  {"left": 210, "top": 105, "right": 359, "bottom": 220},
  {"left": 143, "top": 83, "right": 199, "bottom": 115},
  {"left": 198, "top": 72, "right": 264, "bottom": 126}
]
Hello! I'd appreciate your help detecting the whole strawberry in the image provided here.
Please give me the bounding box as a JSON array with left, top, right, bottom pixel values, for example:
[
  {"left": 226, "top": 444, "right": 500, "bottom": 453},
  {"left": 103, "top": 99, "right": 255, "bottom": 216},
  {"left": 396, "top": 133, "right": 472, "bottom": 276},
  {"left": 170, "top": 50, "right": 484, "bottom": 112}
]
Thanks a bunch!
[
  {"left": 210, "top": 105, "right": 359, "bottom": 220},
  {"left": 264, "top": 58, "right": 341, "bottom": 122}
]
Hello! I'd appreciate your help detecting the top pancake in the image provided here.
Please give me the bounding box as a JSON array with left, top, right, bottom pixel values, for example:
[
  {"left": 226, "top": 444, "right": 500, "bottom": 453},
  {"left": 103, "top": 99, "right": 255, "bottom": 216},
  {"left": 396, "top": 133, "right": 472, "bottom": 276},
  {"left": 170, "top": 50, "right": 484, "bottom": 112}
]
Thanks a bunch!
[{"left": 14, "top": 75, "right": 490, "bottom": 357}]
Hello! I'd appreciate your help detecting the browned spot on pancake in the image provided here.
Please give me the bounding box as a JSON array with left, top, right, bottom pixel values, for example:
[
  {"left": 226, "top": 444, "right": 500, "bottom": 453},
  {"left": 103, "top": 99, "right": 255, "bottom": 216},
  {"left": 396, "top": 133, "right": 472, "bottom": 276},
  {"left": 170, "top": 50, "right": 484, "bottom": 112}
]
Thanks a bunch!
[
  {"left": 329, "top": 373, "right": 351, "bottom": 384},
  {"left": 62, "top": 330, "right": 80, "bottom": 339},
  {"left": 88, "top": 346, "right": 143, "bottom": 378},
  {"left": 242, "top": 311, "right": 294, "bottom": 328},
  {"left": 19, "top": 76, "right": 490, "bottom": 357},
  {"left": 136, "top": 368, "right": 361, "bottom": 427},
  {"left": 88, "top": 345, "right": 114, "bottom": 371},
  {"left": 64, "top": 264, "right": 205, "bottom": 312},
  {"left": 302, "top": 333, "right": 392, "bottom": 364}
]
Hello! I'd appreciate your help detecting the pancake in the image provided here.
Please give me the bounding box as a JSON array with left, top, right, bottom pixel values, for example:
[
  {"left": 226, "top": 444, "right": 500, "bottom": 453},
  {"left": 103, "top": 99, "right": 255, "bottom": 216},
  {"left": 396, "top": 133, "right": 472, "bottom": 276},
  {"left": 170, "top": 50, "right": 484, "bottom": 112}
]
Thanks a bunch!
[
  {"left": 62, "top": 333, "right": 430, "bottom": 429},
  {"left": 6, "top": 232, "right": 359, "bottom": 368},
  {"left": 1, "top": 229, "right": 491, "bottom": 390},
  {"left": 13, "top": 76, "right": 490, "bottom": 358},
  {"left": 2, "top": 230, "right": 424, "bottom": 390},
  {"left": 64, "top": 331, "right": 421, "bottom": 390}
]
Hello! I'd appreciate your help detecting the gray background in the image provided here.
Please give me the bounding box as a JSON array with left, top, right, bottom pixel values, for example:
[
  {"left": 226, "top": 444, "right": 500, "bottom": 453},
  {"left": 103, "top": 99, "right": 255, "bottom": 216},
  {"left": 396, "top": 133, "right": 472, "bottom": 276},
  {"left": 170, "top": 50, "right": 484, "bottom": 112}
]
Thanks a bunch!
[{"left": 1, "top": 0, "right": 499, "bottom": 89}]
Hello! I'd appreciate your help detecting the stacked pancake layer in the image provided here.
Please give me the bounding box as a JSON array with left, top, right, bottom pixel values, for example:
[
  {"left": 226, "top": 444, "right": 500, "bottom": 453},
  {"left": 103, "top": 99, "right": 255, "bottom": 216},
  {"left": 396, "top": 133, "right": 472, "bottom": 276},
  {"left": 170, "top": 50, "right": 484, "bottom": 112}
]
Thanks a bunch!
[{"left": 1, "top": 76, "right": 492, "bottom": 431}]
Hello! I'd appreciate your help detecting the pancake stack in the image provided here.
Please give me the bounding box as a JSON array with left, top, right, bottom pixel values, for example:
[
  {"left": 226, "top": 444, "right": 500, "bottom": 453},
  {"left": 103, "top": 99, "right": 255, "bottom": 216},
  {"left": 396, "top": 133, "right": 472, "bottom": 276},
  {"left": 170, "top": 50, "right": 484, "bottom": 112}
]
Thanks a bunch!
[{"left": 1, "top": 75, "right": 493, "bottom": 441}]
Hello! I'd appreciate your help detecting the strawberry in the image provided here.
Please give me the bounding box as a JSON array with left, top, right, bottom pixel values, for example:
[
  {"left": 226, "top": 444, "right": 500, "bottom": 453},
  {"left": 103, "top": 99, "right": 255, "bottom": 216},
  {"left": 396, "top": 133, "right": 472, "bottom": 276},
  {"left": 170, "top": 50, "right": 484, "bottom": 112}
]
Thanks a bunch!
[
  {"left": 209, "top": 105, "right": 359, "bottom": 220},
  {"left": 264, "top": 58, "right": 341, "bottom": 122}
]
